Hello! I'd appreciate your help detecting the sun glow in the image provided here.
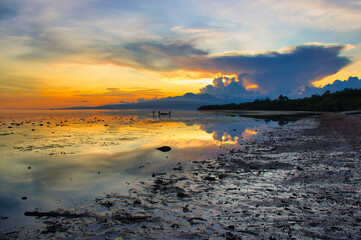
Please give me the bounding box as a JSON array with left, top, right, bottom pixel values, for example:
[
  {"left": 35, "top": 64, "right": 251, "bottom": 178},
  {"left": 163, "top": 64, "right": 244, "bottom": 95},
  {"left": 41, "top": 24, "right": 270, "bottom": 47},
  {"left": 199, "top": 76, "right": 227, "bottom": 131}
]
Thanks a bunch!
[{"left": 246, "top": 84, "right": 259, "bottom": 90}]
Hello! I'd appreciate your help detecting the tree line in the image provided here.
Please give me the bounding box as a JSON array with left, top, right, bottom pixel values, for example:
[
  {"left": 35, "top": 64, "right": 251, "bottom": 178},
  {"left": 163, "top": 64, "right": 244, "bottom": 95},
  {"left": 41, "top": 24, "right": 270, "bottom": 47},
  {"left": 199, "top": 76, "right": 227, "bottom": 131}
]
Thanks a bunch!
[{"left": 198, "top": 88, "right": 361, "bottom": 112}]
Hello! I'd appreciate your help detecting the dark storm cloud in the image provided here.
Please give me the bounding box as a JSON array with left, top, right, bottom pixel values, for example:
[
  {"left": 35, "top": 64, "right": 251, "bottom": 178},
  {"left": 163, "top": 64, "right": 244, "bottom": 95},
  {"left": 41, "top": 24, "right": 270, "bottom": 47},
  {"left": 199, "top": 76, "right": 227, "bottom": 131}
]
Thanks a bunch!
[{"left": 204, "top": 45, "right": 351, "bottom": 96}]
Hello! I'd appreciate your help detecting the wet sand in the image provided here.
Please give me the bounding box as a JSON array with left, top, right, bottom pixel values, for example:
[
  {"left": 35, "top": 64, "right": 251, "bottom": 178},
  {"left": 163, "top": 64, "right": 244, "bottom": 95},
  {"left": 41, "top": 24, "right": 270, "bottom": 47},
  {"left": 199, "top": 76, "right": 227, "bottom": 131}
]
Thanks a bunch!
[{"left": 2, "top": 113, "right": 361, "bottom": 239}]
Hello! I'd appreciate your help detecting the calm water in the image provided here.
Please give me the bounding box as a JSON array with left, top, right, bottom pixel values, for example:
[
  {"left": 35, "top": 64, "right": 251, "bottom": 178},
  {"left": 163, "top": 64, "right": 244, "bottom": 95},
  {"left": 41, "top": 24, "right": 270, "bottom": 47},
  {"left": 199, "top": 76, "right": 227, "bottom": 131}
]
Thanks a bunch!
[{"left": 0, "top": 110, "right": 279, "bottom": 230}]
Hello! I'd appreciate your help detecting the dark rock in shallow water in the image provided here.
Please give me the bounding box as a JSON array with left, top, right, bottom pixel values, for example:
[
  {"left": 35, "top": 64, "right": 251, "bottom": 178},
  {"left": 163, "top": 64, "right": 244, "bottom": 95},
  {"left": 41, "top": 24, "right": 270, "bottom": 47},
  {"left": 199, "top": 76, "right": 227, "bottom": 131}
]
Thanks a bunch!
[
  {"left": 204, "top": 176, "right": 217, "bottom": 181},
  {"left": 151, "top": 172, "right": 167, "bottom": 177},
  {"left": 156, "top": 146, "right": 171, "bottom": 152},
  {"left": 41, "top": 223, "right": 69, "bottom": 234},
  {"left": 177, "top": 192, "right": 188, "bottom": 198}
]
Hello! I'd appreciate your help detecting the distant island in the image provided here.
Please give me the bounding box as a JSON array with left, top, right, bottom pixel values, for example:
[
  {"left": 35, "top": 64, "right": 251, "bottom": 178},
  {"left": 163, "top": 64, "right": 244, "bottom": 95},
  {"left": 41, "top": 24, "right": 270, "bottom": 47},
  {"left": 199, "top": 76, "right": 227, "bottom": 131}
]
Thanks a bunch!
[
  {"left": 198, "top": 88, "right": 361, "bottom": 112},
  {"left": 64, "top": 93, "right": 246, "bottom": 110}
]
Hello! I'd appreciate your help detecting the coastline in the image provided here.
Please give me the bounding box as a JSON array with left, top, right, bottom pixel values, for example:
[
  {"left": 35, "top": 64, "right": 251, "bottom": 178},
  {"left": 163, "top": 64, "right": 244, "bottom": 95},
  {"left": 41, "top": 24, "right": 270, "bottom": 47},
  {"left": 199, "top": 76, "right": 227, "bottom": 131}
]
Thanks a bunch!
[{"left": 2, "top": 112, "right": 361, "bottom": 239}]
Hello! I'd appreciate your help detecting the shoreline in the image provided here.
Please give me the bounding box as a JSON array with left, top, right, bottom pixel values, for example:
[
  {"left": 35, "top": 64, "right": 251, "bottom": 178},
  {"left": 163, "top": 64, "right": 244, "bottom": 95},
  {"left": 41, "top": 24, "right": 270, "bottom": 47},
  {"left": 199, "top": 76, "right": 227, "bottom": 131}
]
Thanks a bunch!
[{"left": 2, "top": 113, "right": 361, "bottom": 239}]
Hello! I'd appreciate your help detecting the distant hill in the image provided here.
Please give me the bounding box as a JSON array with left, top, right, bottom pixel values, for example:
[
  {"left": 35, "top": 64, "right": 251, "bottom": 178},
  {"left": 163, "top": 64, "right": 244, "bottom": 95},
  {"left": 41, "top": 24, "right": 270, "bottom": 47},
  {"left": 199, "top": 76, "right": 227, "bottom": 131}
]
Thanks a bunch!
[
  {"left": 198, "top": 88, "right": 361, "bottom": 112},
  {"left": 66, "top": 93, "right": 236, "bottom": 110}
]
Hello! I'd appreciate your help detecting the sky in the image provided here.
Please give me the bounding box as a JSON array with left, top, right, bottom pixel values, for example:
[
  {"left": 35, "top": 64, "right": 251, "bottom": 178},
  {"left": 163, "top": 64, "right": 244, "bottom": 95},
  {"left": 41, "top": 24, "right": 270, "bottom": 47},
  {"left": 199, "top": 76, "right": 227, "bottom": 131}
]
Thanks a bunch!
[{"left": 0, "top": 0, "right": 361, "bottom": 109}]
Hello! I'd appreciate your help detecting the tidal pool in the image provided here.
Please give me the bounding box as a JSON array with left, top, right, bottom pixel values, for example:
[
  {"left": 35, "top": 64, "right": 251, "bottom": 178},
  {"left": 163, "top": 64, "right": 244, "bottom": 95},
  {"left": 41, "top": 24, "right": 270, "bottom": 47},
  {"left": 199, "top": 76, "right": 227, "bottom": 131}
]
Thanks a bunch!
[{"left": 0, "top": 109, "right": 280, "bottom": 230}]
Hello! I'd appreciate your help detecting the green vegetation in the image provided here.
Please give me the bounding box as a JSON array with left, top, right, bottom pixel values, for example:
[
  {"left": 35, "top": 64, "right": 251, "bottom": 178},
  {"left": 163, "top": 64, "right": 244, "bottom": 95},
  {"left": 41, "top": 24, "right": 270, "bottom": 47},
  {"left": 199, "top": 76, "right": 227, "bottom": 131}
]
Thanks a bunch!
[{"left": 198, "top": 88, "right": 361, "bottom": 112}]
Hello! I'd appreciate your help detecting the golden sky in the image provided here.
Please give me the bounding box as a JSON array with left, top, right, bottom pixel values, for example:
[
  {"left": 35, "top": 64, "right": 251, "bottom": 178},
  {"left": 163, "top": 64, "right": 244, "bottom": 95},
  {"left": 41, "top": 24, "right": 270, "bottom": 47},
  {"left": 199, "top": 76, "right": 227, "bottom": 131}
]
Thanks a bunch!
[{"left": 0, "top": 0, "right": 360, "bottom": 109}]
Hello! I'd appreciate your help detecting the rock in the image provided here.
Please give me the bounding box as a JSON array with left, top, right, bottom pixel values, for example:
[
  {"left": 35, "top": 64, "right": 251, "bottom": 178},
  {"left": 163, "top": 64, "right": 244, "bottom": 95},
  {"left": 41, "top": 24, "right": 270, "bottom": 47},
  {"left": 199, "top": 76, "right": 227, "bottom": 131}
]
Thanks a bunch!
[
  {"left": 226, "top": 225, "right": 235, "bottom": 230},
  {"left": 187, "top": 217, "right": 206, "bottom": 225},
  {"left": 152, "top": 172, "right": 167, "bottom": 177},
  {"left": 156, "top": 146, "right": 171, "bottom": 152},
  {"left": 170, "top": 223, "right": 179, "bottom": 229},
  {"left": 183, "top": 205, "right": 190, "bottom": 212},
  {"left": 218, "top": 173, "right": 228, "bottom": 179},
  {"left": 41, "top": 223, "right": 69, "bottom": 234},
  {"left": 225, "top": 232, "right": 242, "bottom": 239},
  {"left": 204, "top": 176, "right": 216, "bottom": 181},
  {"left": 177, "top": 192, "right": 188, "bottom": 198}
]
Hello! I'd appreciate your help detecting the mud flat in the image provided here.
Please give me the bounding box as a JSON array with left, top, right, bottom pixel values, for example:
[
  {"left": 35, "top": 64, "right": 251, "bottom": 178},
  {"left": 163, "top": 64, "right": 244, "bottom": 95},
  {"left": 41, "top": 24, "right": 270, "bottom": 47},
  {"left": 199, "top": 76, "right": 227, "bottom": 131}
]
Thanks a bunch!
[{"left": 1, "top": 113, "right": 361, "bottom": 239}]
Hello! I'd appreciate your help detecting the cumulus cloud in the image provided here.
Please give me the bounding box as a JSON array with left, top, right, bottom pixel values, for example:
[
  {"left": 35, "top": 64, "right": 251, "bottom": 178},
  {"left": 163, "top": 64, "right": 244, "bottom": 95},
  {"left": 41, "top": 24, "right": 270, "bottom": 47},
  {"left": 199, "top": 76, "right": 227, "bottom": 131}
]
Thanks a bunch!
[
  {"left": 298, "top": 76, "right": 361, "bottom": 97},
  {"left": 199, "top": 75, "right": 260, "bottom": 101}
]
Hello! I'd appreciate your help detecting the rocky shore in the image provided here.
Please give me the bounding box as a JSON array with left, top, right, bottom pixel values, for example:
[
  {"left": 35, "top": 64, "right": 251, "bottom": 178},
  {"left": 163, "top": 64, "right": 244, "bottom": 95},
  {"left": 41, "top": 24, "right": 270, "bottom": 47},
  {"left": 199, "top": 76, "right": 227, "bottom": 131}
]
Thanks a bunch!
[{"left": 2, "top": 113, "right": 361, "bottom": 239}]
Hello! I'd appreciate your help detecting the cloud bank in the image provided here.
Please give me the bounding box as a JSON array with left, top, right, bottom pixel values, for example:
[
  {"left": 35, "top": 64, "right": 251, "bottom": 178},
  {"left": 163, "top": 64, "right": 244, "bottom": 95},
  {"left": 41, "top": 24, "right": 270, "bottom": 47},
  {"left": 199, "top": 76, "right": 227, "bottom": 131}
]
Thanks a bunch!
[{"left": 17, "top": 33, "right": 351, "bottom": 98}]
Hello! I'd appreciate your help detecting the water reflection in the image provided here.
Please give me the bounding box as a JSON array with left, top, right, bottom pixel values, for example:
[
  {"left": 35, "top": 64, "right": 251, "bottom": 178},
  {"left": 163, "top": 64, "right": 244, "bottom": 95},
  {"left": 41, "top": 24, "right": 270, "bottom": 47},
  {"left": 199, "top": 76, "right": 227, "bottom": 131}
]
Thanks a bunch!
[
  {"left": 0, "top": 110, "right": 282, "bottom": 229},
  {"left": 198, "top": 118, "right": 277, "bottom": 144}
]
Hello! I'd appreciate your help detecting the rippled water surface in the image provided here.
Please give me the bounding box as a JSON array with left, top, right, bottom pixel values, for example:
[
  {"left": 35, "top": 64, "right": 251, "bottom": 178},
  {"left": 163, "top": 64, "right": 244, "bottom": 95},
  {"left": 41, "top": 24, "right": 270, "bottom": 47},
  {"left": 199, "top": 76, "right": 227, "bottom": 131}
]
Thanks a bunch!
[{"left": 0, "top": 110, "right": 279, "bottom": 229}]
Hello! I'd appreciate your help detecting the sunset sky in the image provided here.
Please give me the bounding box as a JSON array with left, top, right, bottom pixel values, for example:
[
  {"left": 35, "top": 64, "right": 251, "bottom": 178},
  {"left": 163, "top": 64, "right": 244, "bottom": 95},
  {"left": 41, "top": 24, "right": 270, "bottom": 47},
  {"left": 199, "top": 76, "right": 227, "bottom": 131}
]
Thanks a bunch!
[{"left": 1, "top": 0, "right": 361, "bottom": 109}]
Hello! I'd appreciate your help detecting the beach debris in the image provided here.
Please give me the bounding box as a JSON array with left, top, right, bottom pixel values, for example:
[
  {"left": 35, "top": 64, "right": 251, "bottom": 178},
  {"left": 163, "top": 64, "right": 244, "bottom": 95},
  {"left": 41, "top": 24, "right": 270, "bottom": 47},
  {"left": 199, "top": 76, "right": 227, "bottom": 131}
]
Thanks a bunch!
[{"left": 156, "top": 146, "right": 171, "bottom": 152}]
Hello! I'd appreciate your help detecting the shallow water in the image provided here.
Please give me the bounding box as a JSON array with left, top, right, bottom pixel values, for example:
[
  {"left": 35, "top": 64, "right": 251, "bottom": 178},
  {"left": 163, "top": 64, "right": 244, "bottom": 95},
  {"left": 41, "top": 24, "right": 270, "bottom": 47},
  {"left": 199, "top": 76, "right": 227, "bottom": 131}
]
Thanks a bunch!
[{"left": 0, "top": 109, "right": 279, "bottom": 230}]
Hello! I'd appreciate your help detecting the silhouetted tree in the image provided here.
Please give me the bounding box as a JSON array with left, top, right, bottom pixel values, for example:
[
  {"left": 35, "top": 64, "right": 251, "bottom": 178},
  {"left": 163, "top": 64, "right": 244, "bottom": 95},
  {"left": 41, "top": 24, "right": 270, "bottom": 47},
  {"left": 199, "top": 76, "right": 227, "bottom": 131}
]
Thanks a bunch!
[{"left": 198, "top": 88, "right": 361, "bottom": 112}]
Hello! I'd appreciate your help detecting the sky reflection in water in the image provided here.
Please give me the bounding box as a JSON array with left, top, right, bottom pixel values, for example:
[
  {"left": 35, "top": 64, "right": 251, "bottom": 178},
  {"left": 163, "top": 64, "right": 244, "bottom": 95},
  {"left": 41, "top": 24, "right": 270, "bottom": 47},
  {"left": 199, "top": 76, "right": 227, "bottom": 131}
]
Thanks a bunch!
[{"left": 0, "top": 110, "right": 278, "bottom": 229}]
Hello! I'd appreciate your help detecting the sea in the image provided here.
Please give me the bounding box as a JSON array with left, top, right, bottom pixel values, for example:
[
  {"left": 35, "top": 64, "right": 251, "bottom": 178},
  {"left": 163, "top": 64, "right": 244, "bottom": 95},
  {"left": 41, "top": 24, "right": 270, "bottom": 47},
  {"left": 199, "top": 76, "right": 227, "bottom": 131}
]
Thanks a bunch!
[{"left": 0, "top": 109, "right": 282, "bottom": 231}]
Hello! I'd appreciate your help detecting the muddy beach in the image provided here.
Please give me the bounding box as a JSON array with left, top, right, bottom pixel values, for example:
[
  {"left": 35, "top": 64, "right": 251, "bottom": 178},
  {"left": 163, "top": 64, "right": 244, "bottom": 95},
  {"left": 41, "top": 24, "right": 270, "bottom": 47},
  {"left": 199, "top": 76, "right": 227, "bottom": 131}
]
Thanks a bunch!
[{"left": 1, "top": 112, "right": 361, "bottom": 239}]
